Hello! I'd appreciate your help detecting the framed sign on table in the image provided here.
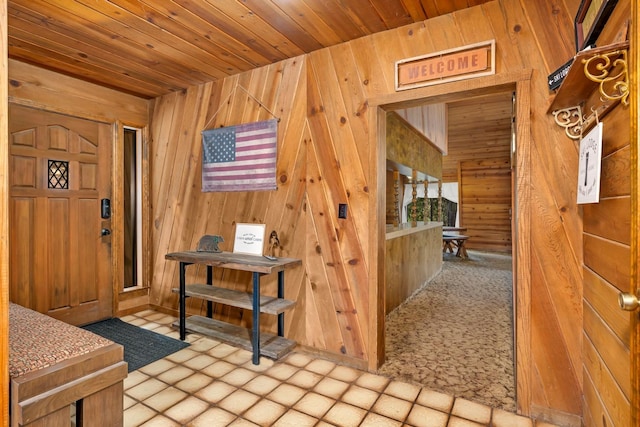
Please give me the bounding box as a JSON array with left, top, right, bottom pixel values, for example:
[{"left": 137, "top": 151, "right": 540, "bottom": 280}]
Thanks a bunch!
[{"left": 233, "top": 223, "right": 266, "bottom": 255}]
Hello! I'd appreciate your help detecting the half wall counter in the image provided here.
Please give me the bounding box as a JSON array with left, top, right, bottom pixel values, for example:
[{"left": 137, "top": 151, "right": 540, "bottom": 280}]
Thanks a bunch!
[{"left": 385, "top": 221, "right": 443, "bottom": 314}]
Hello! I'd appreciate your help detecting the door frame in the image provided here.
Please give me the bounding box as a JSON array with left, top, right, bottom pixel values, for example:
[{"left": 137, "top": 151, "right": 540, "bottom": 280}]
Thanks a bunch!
[
  {"left": 113, "top": 122, "right": 152, "bottom": 315},
  {"left": 368, "top": 70, "right": 533, "bottom": 412},
  {"left": 629, "top": 1, "right": 639, "bottom": 421}
]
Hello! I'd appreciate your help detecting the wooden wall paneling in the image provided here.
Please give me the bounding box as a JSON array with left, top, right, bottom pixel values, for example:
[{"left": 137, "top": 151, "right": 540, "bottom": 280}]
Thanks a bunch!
[
  {"left": 274, "top": 126, "right": 309, "bottom": 342},
  {"left": 201, "top": 101, "right": 262, "bottom": 320},
  {"left": 311, "top": 48, "right": 371, "bottom": 244},
  {"left": 231, "top": 68, "right": 295, "bottom": 331},
  {"left": 528, "top": 146, "right": 584, "bottom": 391},
  {"left": 156, "top": 85, "right": 221, "bottom": 313},
  {"left": 508, "top": 3, "right": 584, "bottom": 420},
  {"left": 518, "top": 2, "right": 585, "bottom": 408},
  {"left": 584, "top": 234, "right": 630, "bottom": 292},
  {"left": 385, "top": 227, "right": 442, "bottom": 314},
  {"left": 348, "top": 35, "right": 394, "bottom": 99},
  {"left": 459, "top": 157, "right": 512, "bottom": 251},
  {"left": 451, "top": 4, "right": 495, "bottom": 49},
  {"left": 582, "top": 336, "right": 627, "bottom": 427},
  {"left": 484, "top": 1, "right": 525, "bottom": 71},
  {"left": 163, "top": 83, "right": 214, "bottom": 295},
  {"left": 304, "top": 198, "right": 342, "bottom": 351},
  {"left": 8, "top": 60, "right": 149, "bottom": 125},
  {"left": 207, "top": 72, "right": 280, "bottom": 313},
  {"left": 520, "top": 1, "right": 577, "bottom": 70},
  {"left": 583, "top": 268, "right": 631, "bottom": 345},
  {"left": 306, "top": 54, "right": 368, "bottom": 358},
  {"left": 259, "top": 60, "right": 308, "bottom": 337},
  {"left": 600, "top": 146, "right": 631, "bottom": 198},
  {"left": 582, "top": 365, "right": 615, "bottom": 427},
  {"left": 368, "top": 30, "right": 410, "bottom": 94},
  {"left": 415, "top": 12, "right": 462, "bottom": 56},
  {"left": 583, "top": 197, "right": 631, "bottom": 245},
  {"left": 248, "top": 61, "right": 307, "bottom": 334},
  {"left": 151, "top": 84, "right": 210, "bottom": 307},
  {"left": 530, "top": 255, "right": 583, "bottom": 413},
  {"left": 308, "top": 49, "right": 371, "bottom": 316},
  {"left": 142, "top": 2, "right": 603, "bottom": 422},
  {"left": 150, "top": 59, "right": 310, "bottom": 341},
  {"left": 584, "top": 300, "right": 631, "bottom": 401},
  {"left": 325, "top": 41, "right": 371, "bottom": 157},
  {"left": 306, "top": 137, "right": 365, "bottom": 356},
  {"left": 151, "top": 87, "right": 200, "bottom": 306},
  {"left": 600, "top": 105, "right": 633, "bottom": 156}
]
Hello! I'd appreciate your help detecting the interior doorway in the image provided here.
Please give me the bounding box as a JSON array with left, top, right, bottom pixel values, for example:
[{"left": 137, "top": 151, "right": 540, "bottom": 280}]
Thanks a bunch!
[{"left": 380, "top": 83, "right": 526, "bottom": 409}]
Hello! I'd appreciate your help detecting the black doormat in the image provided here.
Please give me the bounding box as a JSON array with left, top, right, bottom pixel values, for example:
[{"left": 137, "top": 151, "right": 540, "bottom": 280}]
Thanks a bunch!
[{"left": 82, "top": 318, "right": 189, "bottom": 372}]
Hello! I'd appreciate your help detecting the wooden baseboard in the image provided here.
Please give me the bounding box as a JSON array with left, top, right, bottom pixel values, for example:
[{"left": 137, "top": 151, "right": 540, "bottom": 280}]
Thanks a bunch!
[
  {"left": 530, "top": 404, "right": 582, "bottom": 427},
  {"left": 116, "top": 287, "right": 150, "bottom": 317},
  {"left": 116, "top": 304, "right": 150, "bottom": 317},
  {"left": 294, "top": 344, "right": 369, "bottom": 371},
  {"left": 148, "top": 304, "right": 180, "bottom": 317}
]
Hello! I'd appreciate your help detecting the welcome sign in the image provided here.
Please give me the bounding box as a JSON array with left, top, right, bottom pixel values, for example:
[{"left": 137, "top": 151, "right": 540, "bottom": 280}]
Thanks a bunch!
[{"left": 396, "top": 40, "right": 495, "bottom": 91}]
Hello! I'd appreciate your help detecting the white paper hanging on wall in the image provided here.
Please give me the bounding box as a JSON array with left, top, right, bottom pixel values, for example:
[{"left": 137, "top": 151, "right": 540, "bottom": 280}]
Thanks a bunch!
[{"left": 577, "top": 122, "right": 603, "bottom": 204}]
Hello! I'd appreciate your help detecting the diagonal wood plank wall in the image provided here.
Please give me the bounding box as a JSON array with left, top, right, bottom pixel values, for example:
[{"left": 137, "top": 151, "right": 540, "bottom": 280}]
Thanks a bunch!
[
  {"left": 149, "top": 57, "right": 309, "bottom": 342},
  {"left": 149, "top": 0, "right": 589, "bottom": 423}
]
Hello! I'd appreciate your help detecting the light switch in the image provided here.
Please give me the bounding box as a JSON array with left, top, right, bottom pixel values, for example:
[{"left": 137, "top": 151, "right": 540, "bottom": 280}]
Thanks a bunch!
[{"left": 338, "top": 203, "right": 347, "bottom": 219}]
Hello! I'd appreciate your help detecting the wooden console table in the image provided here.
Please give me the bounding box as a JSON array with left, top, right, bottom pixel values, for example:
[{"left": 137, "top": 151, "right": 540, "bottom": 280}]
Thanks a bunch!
[{"left": 165, "top": 251, "right": 301, "bottom": 365}]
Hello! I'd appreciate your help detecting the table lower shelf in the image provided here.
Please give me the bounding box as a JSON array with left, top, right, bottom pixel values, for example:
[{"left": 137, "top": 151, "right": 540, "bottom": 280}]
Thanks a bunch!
[{"left": 173, "top": 315, "right": 296, "bottom": 360}]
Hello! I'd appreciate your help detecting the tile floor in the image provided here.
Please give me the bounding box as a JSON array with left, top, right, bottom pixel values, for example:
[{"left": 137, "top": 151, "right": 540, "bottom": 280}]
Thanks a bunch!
[{"left": 120, "top": 310, "right": 559, "bottom": 427}]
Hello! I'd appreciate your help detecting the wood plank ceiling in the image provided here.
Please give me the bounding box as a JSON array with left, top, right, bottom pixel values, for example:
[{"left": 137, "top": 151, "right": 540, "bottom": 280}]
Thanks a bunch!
[{"left": 7, "top": 0, "right": 493, "bottom": 99}]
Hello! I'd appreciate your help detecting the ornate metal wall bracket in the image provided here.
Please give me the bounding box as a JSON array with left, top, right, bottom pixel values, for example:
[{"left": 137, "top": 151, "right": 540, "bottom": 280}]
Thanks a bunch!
[
  {"left": 552, "top": 106, "right": 583, "bottom": 140},
  {"left": 583, "top": 49, "right": 629, "bottom": 106}
]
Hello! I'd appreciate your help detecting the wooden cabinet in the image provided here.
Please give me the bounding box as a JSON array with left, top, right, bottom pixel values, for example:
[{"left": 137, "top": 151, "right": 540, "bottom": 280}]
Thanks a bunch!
[
  {"left": 9, "top": 303, "right": 127, "bottom": 427},
  {"left": 165, "top": 251, "right": 301, "bottom": 365}
]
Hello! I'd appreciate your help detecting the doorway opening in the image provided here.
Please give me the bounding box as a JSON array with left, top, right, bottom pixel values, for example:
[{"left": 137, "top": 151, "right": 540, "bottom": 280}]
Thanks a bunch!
[
  {"left": 123, "top": 127, "right": 143, "bottom": 289},
  {"left": 378, "top": 84, "right": 523, "bottom": 411}
]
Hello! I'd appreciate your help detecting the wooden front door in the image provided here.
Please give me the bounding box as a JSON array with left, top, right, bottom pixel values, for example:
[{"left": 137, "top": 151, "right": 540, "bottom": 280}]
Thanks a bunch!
[{"left": 9, "top": 105, "right": 113, "bottom": 326}]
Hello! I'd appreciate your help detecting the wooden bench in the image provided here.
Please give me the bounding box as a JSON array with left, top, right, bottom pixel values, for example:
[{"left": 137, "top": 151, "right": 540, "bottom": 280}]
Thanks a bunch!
[
  {"left": 9, "top": 303, "right": 127, "bottom": 427},
  {"left": 442, "top": 234, "right": 469, "bottom": 259}
]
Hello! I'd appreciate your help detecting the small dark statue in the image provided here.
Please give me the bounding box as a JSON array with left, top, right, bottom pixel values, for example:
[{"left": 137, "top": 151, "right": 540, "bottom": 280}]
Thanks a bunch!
[{"left": 196, "top": 235, "right": 224, "bottom": 253}]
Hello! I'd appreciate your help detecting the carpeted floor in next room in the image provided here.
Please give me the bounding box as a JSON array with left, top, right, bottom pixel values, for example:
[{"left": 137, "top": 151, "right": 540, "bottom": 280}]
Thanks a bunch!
[{"left": 379, "top": 250, "right": 516, "bottom": 412}]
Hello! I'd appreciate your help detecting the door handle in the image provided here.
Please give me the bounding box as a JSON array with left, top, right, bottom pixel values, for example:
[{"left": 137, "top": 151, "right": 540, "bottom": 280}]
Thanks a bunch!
[
  {"left": 618, "top": 291, "right": 640, "bottom": 312},
  {"left": 101, "top": 228, "right": 111, "bottom": 236}
]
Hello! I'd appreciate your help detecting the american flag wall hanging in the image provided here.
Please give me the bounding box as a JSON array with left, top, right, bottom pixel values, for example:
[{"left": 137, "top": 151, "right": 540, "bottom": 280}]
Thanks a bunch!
[{"left": 201, "top": 119, "right": 278, "bottom": 192}]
